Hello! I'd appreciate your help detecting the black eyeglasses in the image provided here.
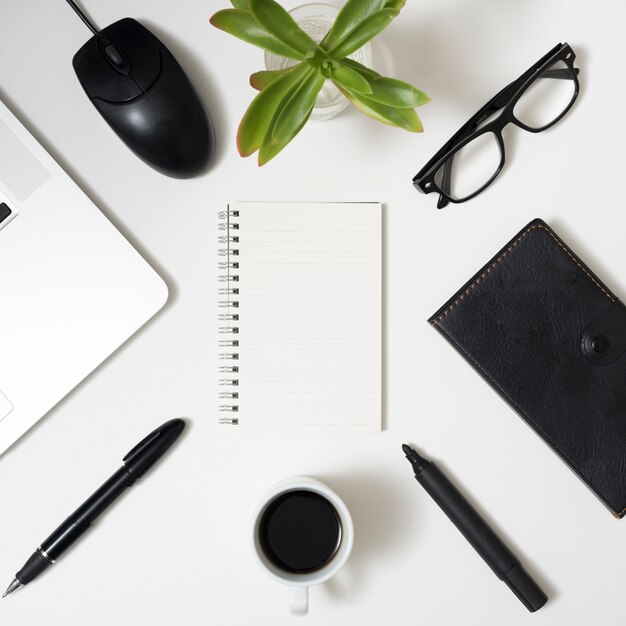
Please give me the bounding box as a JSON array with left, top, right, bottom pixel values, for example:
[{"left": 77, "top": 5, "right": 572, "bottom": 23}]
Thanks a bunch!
[{"left": 413, "top": 43, "right": 580, "bottom": 208}]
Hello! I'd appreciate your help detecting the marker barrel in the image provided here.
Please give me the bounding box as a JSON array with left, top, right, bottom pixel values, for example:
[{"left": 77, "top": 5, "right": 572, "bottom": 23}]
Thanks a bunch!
[{"left": 416, "top": 462, "right": 547, "bottom": 612}]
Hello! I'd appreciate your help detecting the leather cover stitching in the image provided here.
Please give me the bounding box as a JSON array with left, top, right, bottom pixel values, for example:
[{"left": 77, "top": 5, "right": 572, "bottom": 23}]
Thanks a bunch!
[{"left": 433, "top": 224, "right": 616, "bottom": 325}]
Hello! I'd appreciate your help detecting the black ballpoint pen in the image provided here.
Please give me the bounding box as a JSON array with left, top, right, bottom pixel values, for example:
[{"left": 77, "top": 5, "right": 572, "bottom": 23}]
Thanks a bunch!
[
  {"left": 3, "top": 418, "right": 185, "bottom": 597},
  {"left": 402, "top": 443, "right": 548, "bottom": 612}
]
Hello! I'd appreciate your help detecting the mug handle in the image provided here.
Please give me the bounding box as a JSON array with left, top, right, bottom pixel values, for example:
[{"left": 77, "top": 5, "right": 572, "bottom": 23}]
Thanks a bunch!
[{"left": 289, "top": 587, "right": 308, "bottom": 616}]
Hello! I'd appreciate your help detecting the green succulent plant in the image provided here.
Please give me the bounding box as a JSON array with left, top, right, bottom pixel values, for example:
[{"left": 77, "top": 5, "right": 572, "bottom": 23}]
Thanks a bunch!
[{"left": 211, "top": 0, "right": 429, "bottom": 165}]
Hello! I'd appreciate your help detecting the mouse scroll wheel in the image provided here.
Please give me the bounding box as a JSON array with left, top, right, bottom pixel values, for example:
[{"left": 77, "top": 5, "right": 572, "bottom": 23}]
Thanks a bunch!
[{"left": 104, "top": 44, "right": 131, "bottom": 75}]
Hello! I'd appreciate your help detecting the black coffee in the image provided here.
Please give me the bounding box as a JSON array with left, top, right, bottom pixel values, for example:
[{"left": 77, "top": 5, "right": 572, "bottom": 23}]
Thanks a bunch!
[{"left": 260, "top": 490, "right": 341, "bottom": 573}]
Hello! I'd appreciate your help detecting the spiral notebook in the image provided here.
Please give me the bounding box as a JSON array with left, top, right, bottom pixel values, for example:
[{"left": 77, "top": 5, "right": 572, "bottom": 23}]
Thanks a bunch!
[{"left": 219, "top": 202, "right": 381, "bottom": 431}]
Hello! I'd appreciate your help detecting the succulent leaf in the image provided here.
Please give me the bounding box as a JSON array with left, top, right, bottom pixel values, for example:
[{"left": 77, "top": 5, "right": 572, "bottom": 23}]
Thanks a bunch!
[
  {"left": 340, "top": 60, "right": 429, "bottom": 107},
  {"left": 237, "top": 63, "right": 309, "bottom": 156},
  {"left": 339, "top": 86, "right": 424, "bottom": 131},
  {"left": 210, "top": 9, "right": 303, "bottom": 59},
  {"left": 258, "top": 113, "right": 311, "bottom": 165},
  {"left": 270, "top": 68, "right": 325, "bottom": 144},
  {"left": 250, "top": 66, "right": 298, "bottom": 90},
  {"left": 329, "top": 9, "right": 399, "bottom": 59},
  {"left": 384, "top": 0, "right": 406, "bottom": 10},
  {"left": 367, "top": 77, "right": 430, "bottom": 107},
  {"left": 332, "top": 62, "right": 372, "bottom": 94},
  {"left": 320, "top": 0, "right": 385, "bottom": 51},
  {"left": 250, "top": 0, "right": 320, "bottom": 58},
  {"left": 340, "top": 58, "right": 379, "bottom": 80}
]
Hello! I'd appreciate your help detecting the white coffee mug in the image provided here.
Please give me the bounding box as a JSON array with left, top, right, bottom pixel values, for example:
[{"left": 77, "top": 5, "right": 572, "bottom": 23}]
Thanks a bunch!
[{"left": 251, "top": 476, "right": 354, "bottom": 616}]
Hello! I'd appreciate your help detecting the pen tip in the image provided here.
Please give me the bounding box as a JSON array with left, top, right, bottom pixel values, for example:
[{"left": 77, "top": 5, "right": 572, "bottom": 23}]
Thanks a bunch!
[
  {"left": 402, "top": 443, "right": 414, "bottom": 455},
  {"left": 3, "top": 579, "right": 22, "bottom": 598}
]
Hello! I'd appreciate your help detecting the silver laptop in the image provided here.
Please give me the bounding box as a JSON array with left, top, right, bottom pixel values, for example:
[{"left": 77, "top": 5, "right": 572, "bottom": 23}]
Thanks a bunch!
[{"left": 0, "top": 99, "right": 168, "bottom": 456}]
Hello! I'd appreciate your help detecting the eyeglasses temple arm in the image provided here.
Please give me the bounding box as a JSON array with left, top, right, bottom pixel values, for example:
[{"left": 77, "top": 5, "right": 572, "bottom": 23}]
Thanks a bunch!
[
  {"left": 437, "top": 58, "right": 564, "bottom": 156},
  {"left": 541, "top": 67, "right": 580, "bottom": 79}
]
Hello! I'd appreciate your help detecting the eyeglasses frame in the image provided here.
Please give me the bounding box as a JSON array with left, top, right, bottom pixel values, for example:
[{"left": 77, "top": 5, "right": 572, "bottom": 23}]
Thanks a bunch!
[{"left": 413, "top": 42, "right": 580, "bottom": 208}]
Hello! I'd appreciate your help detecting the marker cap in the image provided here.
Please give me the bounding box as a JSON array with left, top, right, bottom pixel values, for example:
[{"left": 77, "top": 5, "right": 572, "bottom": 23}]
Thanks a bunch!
[{"left": 503, "top": 563, "right": 548, "bottom": 612}]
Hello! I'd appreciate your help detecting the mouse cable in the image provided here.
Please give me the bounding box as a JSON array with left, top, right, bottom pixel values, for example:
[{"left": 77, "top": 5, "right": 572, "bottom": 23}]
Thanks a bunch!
[{"left": 65, "top": 0, "right": 99, "bottom": 35}]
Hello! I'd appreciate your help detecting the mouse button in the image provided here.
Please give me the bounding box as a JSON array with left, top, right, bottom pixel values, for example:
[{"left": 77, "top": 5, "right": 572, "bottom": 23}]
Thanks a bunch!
[
  {"left": 74, "top": 46, "right": 142, "bottom": 102},
  {"left": 100, "top": 17, "right": 159, "bottom": 46},
  {"left": 73, "top": 36, "right": 141, "bottom": 101},
  {"left": 102, "top": 18, "right": 162, "bottom": 60},
  {"left": 102, "top": 42, "right": 132, "bottom": 75},
  {"left": 130, "top": 44, "right": 163, "bottom": 92},
  {"left": 112, "top": 23, "right": 163, "bottom": 92}
]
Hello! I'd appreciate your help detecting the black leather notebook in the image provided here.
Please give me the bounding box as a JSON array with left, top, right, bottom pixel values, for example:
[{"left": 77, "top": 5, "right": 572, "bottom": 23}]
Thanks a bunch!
[{"left": 430, "top": 218, "right": 626, "bottom": 518}]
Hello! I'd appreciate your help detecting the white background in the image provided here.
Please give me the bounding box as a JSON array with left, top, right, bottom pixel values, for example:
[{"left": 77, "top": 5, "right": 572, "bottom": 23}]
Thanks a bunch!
[{"left": 0, "top": 1, "right": 624, "bottom": 624}]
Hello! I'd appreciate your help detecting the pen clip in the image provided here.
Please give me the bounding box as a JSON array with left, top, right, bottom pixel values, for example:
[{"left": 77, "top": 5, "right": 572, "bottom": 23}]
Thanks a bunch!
[
  {"left": 122, "top": 427, "right": 162, "bottom": 464},
  {"left": 121, "top": 419, "right": 185, "bottom": 479}
]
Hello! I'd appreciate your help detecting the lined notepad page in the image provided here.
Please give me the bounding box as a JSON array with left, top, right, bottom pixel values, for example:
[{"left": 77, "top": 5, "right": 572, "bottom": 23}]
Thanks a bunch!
[{"left": 231, "top": 202, "right": 381, "bottom": 432}]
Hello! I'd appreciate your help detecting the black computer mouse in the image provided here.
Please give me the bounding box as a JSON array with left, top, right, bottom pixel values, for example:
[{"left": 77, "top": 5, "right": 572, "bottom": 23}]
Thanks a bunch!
[{"left": 73, "top": 18, "right": 215, "bottom": 178}]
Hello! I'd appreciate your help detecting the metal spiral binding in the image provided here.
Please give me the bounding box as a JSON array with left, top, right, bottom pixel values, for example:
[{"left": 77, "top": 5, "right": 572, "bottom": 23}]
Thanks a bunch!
[{"left": 218, "top": 209, "right": 240, "bottom": 424}]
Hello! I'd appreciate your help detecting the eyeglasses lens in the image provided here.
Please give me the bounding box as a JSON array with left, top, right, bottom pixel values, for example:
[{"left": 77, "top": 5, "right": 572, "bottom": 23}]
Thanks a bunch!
[
  {"left": 434, "top": 131, "right": 503, "bottom": 201},
  {"left": 513, "top": 59, "right": 577, "bottom": 130}
]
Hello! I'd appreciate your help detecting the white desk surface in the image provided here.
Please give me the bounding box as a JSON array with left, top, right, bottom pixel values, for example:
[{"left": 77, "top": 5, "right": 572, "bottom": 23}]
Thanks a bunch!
[{"left": 0, "top": 1, "right": 624, "bottom": 624}]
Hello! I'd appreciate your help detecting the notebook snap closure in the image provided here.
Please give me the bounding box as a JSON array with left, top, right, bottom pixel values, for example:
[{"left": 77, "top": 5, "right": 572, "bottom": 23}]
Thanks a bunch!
[
  {"left": 582, "top": 303, "right": 626, "bottom": 364},
  {"left": 591, "top": 335, "right": 610, "bottom": 354}
]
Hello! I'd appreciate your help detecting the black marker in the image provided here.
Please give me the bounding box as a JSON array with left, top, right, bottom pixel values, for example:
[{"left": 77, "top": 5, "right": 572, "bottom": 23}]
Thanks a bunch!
[
  {"left": 3, "top": 419, "right": 185, "bottom": 597},
  {"left": 402, "top": 444, "right": 547, "bottom": 612}
]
